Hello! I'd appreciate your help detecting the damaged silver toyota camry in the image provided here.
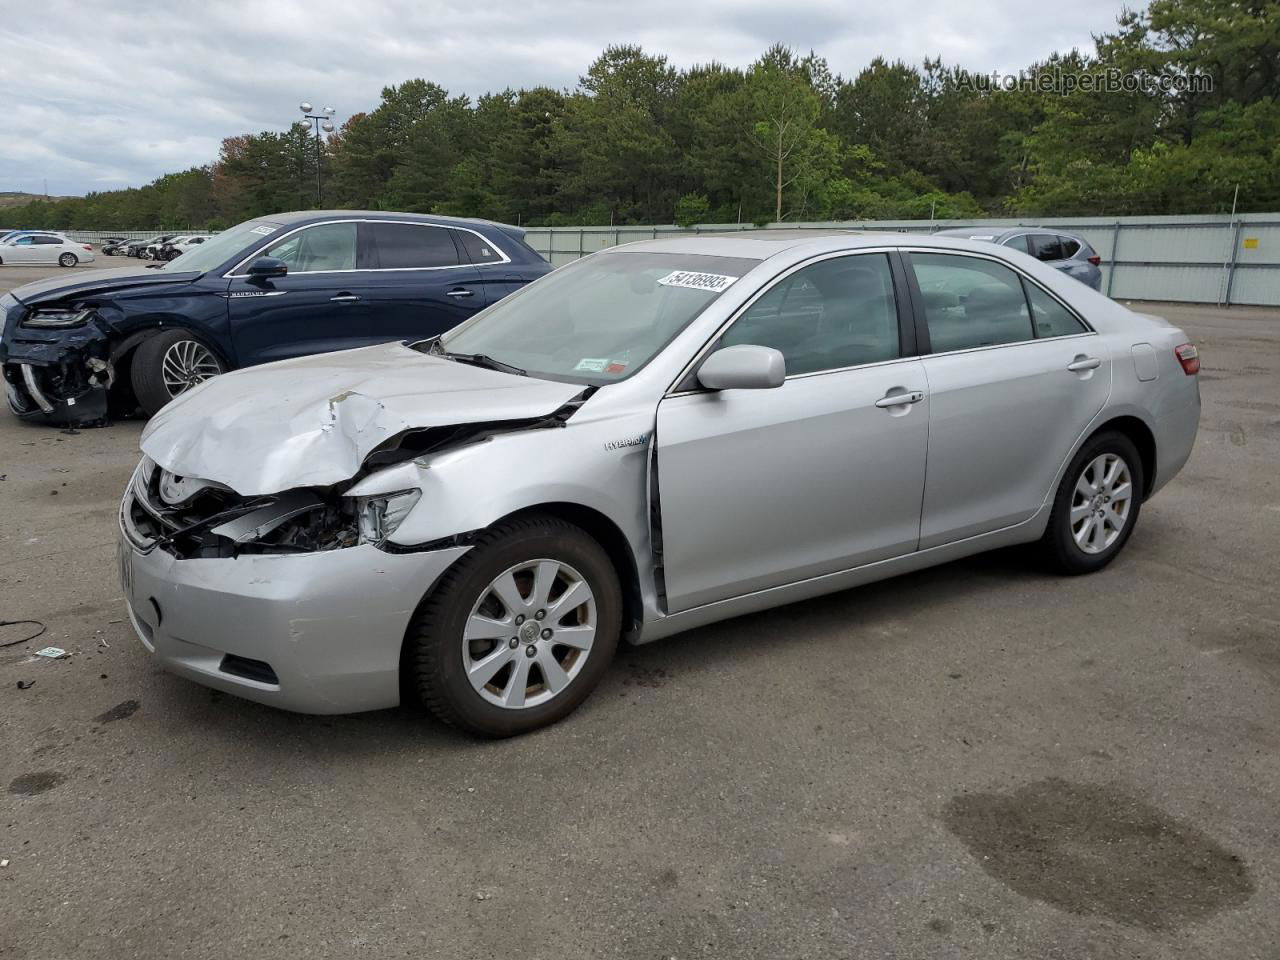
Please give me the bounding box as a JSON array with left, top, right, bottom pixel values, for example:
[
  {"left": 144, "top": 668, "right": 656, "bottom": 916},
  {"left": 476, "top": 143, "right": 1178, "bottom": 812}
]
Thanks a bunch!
[{"left": 119, "top": 232, "right": 1201, "bottom": 736}]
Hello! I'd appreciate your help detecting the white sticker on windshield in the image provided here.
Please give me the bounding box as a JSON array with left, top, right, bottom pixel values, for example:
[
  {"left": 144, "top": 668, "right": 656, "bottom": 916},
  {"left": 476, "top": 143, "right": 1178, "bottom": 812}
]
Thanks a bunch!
[
  {"left": 657, "top": 270, "right": 738, "bottom": 293},
  {"left": 249, "top": 225, "right": 276, "bottom": 236},
  {"left": 574, "top": 358, "right": 609, "bottom": 372}
]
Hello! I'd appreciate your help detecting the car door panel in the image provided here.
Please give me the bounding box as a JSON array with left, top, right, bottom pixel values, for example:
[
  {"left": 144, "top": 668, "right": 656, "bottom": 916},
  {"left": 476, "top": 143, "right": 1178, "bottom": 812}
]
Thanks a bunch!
[
  {"left": 8, "top": 237, "right": 40, "bottom": 263},
  {"left": 226, "top": 221, "right": 366, "bottom": 365},
  {"left": 656, "top": 361, "right": 930, "bottom": 613},
  {"left": 360, "top": 222, "right": 485, "bottom": 343},
  {"left": 907, "top": 249, "right": 1113, "bottom": 548},
  {"left": 918, "top": 338, "right": 1110, "bottom": 546}
]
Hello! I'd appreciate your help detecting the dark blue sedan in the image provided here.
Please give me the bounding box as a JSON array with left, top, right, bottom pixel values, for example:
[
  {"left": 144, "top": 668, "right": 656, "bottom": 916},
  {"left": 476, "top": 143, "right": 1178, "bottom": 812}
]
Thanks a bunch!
[{"left": 0, "top": 212, "right": 551, "bottom": 424}]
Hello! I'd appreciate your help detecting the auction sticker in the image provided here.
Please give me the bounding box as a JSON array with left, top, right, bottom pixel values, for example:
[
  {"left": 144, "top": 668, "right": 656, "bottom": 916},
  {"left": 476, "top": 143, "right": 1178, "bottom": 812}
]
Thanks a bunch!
[
  {"left": 574, "top": 358, "right": 610, "bottom": 372},
  {"left": 249, "top": 225, "right": 277, "bottom": 236},
  {"left": 657, "top": 271, "right": 738, "bottom": 293}
]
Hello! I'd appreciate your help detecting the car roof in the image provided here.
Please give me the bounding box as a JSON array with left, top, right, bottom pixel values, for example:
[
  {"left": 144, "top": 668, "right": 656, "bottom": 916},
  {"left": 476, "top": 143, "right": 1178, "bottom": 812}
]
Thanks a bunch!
[
  {"left": 600, "top": 229, "right": 1038, "bottom": 261},
  {"left": 934, "top": 226, "right": 1089, "bottom": 242},
  {"left": 257, "top": 210, "right": 521, "bottom": 234}
]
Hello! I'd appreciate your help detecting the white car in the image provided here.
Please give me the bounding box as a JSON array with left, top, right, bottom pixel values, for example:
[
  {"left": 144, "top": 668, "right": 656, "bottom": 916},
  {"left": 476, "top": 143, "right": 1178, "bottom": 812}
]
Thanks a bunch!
[
  {"left": 162, "top": 235, "right": 213, "bottom": 260},
  {"left": 0, "top": 233, "right": 96, "bottom": 267}
]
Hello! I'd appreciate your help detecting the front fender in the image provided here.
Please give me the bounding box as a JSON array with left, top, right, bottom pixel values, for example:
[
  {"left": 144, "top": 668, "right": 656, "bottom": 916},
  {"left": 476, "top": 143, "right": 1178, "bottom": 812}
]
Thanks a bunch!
[{"left": 354, "top": 418, "right": 653, "bottom": 550}]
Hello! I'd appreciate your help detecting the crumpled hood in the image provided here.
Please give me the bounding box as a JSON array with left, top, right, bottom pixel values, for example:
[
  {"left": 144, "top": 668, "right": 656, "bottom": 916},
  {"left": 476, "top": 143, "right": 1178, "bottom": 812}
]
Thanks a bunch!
[
  {"left": 141, "top": 341, "right": 585, "bottom": 495},
  {"left": 8, "top": 266, "right": 201, "bottom": 306}
]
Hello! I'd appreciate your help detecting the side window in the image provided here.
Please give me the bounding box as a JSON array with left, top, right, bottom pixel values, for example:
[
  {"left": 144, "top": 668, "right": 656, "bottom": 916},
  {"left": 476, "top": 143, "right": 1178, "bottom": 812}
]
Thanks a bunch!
[
  {"left": 1058, "top": 236, "right": 1081, "bottom": 258},
  {"left": 1004, "top": 235, "right": 1032, "bottom": 255},
  {"left": 263, "top": 222, "right": 356, "bottom": 272},
  {"left": 911, "top": 253, "right": 1033, "bottom": 353},
  {"left": 1028, "top": 234, "right": 1065, "bottom": 262},
  {"left": 15, "top": 237, "right": 33, "bottom": 245},
  {"left": 1023, "top": 280, "right": 1088, "bottom": 338},
  {"left": 37, "top": 235, "right": 60, "bottom": 245},
  {"left": 456, "top": 229, "right": 504, "bottom": 265},
  {"left": 369, "top": 223, "right": 461, "bottom": 269},
  {"left": 721, "top": 253, "right": 900, "bottom": 376}
]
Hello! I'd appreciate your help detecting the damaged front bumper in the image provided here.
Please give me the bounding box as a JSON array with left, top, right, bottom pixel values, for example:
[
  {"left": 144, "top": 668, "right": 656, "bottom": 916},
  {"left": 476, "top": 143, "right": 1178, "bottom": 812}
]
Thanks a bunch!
[
  {"left": 1, "top": 311, "right": 114, "bottom": 425},
  {"left": 118, "top": 458, "right": 469, "bottom": 713}
]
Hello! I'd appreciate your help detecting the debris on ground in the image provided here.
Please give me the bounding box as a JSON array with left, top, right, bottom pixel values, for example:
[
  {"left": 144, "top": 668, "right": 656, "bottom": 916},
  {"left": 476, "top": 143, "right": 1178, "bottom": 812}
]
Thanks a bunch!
[
  {"left": 0, "top": 619, "right": 47, "bottom": 648},
  {"left": 33, "top": 647, "right": 69, "bottom": 659},
  {"left": 16, "top": 680, "right": 35, "bottom": 690}
]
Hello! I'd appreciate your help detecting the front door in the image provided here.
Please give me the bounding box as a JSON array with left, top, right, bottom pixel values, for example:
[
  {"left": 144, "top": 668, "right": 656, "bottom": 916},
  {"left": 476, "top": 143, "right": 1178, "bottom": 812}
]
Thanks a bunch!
[
  {"left": 656, "top": 252, "right": 929, "bottom": 613},
  {"left": 226, "top": 220, "right": 371, "bottom": 366},
  {"left": 906, "top": 250, "right": 1113, "bottom": 548},
  {"left": 5, "top": 236, "right": 38, "bottom": 263}
]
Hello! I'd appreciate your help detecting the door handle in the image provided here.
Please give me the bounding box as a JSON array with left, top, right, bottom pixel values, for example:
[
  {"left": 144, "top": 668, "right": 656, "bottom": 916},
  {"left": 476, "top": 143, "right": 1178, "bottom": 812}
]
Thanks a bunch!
[
  {"left": 874, "top": 390, "right": 925, "bottom": 409},
  {"left": 1067, "top": 357, "right": 1102, "bottom": 372},
  {"left": 330, "top": 294, "right": 360, "bottom": 303},
  {"left": 446, "top": 288, "right": 475, "bottom": 298}
]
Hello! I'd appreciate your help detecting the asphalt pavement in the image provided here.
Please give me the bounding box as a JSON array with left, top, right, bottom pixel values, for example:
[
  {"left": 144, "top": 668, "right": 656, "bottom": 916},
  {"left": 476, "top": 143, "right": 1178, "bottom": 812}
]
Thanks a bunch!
[{"left": 1, "top": 266, "right": 1278, "bottom": 958}]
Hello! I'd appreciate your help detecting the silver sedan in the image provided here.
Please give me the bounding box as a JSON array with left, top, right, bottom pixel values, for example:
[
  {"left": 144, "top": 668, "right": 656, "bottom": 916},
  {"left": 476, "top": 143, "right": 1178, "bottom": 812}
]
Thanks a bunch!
[{"left": 119, "top": 231, "right": 1201, "bottom": 736}]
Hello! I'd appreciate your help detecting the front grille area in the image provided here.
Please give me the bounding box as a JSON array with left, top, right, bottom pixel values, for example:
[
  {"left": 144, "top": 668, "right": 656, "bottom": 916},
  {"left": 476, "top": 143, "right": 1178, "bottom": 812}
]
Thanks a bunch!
[
  {"left": 120, "top": 458, "right": 358, "bottom": 558},
  {"left": 122, "top": 459, "right": 247, "bottom": 557}
]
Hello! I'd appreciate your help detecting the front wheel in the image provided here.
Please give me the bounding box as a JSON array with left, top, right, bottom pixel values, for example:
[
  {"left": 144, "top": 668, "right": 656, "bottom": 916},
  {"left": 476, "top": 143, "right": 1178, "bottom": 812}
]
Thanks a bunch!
[
  {"left": 58, "top": 252, "right": 78, "bottom": 267},
  {"left": 1039, "top": 431, "right": 1144, "bottom": 574},
  {"left": 409, "top": 515, "right": 622, "bottom": 737},
  {"left": 130, "top": 330, "right": 225, "bottom": 415}
]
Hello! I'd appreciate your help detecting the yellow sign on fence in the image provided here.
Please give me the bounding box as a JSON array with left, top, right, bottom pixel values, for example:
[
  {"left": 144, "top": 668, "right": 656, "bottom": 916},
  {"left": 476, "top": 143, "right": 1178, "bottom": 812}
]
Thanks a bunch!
[{"left": 1243, "top": 237, "right": 1259, "bottom": 249}]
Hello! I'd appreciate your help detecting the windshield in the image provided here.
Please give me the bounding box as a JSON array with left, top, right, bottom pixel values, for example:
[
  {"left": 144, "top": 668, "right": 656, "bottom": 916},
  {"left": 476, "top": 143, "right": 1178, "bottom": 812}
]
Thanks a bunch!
[
  {"left": 440, "top": 252, "right": 760, "bottom": 385},
  {"left": 161, "top": 219, "right": 283, "bottom": 274}
]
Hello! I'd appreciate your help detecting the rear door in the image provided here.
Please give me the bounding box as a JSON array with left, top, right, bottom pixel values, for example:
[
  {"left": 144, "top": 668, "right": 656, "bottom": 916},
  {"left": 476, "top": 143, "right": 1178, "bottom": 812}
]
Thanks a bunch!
[
  {"left": 225, "top": 220, "right": 370, "bottom": 365},
  {"left": 905, "top": 250, "right": 1111, "bottom": 548},
  {"left": 454, "top": 227, "right": 528, "bottom": 306},
  {"left": 36, "top": 236, "right": 65, "bottom": 263},
  {"left": 360, "top": 221, "right": 485, "bottom": 341}
]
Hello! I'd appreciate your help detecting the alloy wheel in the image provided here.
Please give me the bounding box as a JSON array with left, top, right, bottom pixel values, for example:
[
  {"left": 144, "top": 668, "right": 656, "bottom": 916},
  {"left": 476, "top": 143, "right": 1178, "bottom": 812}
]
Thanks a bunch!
[
  {"left": 462, "top": 558, "right": 597, "bottom": 709},
  {"left": 160, "top": 340, "right": 222, "bottom": 397},
  {"left": 1070, "top": 453, "right": 1133, "bottom": 554}
]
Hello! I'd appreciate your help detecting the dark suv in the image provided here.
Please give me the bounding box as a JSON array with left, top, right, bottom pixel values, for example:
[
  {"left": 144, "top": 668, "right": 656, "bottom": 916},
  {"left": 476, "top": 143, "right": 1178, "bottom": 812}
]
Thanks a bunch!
[{"left": 1, "top": 212, "right": 551, "bottom": 425}]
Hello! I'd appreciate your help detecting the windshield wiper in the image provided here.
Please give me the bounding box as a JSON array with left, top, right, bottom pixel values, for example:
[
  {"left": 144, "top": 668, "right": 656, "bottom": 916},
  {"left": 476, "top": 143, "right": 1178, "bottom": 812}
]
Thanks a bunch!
[{"left": 440, "top": 350, "right": 527, "bottom": 377}]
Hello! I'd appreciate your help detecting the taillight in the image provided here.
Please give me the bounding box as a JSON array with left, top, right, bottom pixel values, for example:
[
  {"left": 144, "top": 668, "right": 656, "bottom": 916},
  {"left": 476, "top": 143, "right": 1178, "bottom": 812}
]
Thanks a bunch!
[
  {"left": 1175, "top": 343, "right": 1200, "bottom": 375},
  {"left": 1087, "top": 255, "right": 1101, "bottom": 266},
  {"left": 83, "top": 244, "right": 93, "bottom": 251}
]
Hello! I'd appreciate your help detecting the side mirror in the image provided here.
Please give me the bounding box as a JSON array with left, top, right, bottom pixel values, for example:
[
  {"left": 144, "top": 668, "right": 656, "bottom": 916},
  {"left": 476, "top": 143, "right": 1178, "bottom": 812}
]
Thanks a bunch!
[
  {"left": 247, "top": 256, "right": 288, "bottom": 279},
  {"left": 697, "top": 345, "right": 785, "bottom": 391}
]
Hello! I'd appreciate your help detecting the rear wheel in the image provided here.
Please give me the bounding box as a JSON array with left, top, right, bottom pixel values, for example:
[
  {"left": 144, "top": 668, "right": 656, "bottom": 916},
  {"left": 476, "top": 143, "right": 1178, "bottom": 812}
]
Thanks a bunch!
[
  {"left": 130, "top": 329, "right": 225, "bottom": 415},
  {"left": 1039, "top": 431, "right": 1143, "bottom": 574},
  {"left": 409, "top": 515, "right": 622, "bottom": 737},
  {"left": 58, "top": 252, "right": 77, "bottom": 267}
]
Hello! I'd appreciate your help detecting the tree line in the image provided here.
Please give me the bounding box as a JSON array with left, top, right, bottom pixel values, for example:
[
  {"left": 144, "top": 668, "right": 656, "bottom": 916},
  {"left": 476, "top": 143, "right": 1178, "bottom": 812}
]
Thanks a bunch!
[{"left": 8, "top": 0, "right": 1278, "bottom": 232}]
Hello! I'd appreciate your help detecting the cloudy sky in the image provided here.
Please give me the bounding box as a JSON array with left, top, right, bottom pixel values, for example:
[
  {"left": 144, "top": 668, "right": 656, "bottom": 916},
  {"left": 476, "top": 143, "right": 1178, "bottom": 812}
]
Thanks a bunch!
[{"left": 0, "top": 0, "right": 1129, "bottom": 197}]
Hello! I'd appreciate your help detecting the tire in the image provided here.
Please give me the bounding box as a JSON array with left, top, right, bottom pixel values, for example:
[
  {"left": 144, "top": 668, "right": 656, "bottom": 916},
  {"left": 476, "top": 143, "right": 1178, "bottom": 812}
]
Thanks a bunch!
[
  {"left": 58, "top": 252, "right": 77, "bottom": 267},
  {"left": 130, "top": 329, "right": 225, "bottom": 416},
  {"left": 1039, "top": 430, "right": 1144, "bottom": 575},
  {"left": 409, "top": 515, "right": 622, "bottom": 737}
]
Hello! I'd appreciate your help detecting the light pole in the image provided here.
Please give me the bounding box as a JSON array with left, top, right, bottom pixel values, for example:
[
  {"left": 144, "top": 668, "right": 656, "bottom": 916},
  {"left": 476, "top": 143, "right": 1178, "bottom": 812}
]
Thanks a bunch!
[{"left": 298, "top": 103, "right": 336, "bottom": 206}]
